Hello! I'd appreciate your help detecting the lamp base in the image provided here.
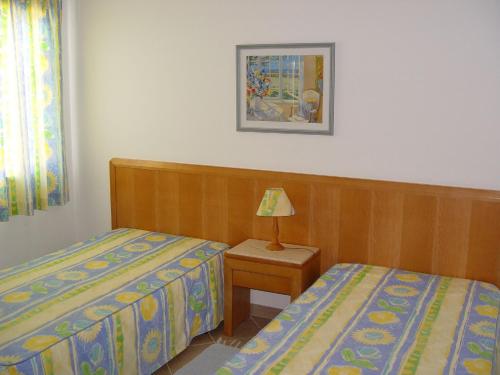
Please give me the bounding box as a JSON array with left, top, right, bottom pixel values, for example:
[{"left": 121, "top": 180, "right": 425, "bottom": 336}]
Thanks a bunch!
[
  {"left": 267, "top": 217, "right": 285, "bottom": 251},
  {"left": 266, "top": 242, "right": 285, "bottom": 251}
]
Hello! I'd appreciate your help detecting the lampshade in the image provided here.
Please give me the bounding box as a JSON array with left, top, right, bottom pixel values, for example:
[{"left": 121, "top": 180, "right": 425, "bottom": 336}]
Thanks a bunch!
[{"left": 256, "top": 188, "right": 295, "bottom": 217}]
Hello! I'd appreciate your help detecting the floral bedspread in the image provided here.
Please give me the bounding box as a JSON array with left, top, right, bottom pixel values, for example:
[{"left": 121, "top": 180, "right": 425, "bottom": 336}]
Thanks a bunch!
[
  {"left": 218, "top": 263, "right": 499, "bottom": 375},
  {"left": 0, "top": 228, "right": 228, "bottom": 375}
]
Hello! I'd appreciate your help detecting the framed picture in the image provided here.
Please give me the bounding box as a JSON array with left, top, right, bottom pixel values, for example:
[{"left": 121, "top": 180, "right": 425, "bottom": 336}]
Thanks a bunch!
[{"left": 236, "top": 43, "right": 335, "bottom": 135}]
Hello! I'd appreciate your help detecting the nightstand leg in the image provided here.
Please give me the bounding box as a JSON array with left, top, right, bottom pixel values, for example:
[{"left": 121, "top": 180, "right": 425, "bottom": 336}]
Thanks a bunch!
[
  {"left": 290, "top": 269, "right": 303, "bottom": 301},
  {"left": 291, "top": 281, "right": 301, "bottom": 301},
  {"left": 231, "top": 286, "right": 250, "bottom": 334},
  {"left": 224, "top": 263, "right": 250, "bottom": 336}
]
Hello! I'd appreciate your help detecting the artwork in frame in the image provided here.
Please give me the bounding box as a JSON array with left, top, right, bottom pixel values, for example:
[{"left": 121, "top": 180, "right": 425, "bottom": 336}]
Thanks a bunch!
[{"left": 236, "top": 43, "right": 335, "bottom": 135}]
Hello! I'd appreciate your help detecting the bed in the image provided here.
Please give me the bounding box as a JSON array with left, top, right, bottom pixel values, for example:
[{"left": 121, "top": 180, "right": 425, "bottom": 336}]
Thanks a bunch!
[
  {"left": 0, "top": 228, "right": 228, "bottom": 375},
  {"left": 217, "top": 263, "right": 500, "bottom": 375}
]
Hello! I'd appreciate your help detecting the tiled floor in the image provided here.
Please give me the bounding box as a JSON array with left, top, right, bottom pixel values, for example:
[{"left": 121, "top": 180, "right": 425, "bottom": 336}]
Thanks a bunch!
[{"left": 154, "top": 314, "right": 275, "bottom": 374}]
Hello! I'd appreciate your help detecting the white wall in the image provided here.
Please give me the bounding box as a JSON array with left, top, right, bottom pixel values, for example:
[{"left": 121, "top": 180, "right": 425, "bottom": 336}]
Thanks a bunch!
[
  {"left": 0, "top": 0, "right": 80, "bottom": 268},
  {"left": 76, "top": 0, "right": 500, "bottom": 307}
]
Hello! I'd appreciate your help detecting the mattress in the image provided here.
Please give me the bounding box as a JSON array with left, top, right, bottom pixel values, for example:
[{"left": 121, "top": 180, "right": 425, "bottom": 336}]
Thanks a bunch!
[
  {"left": 218, "top": 263, "right": 500, "bottom": 375},
  {"left": 0, "top": 228, "right": 229, "bottom": 375}
]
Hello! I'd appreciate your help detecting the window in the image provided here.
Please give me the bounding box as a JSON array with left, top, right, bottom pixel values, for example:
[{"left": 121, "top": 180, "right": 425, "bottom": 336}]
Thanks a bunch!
[
  {"left": 247, "top": 55, "right": 304, "bottom": 101},
  {"left": 0, "top": 0, "right": 68, "bottom": 221}
]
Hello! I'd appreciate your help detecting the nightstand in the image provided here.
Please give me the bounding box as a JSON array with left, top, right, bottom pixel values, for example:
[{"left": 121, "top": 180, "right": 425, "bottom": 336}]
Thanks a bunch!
[{"left": 223, "top": 239, "right": 320, "bottom": 336}]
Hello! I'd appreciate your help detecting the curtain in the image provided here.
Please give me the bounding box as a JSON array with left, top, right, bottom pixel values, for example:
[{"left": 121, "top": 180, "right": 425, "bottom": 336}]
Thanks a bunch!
[{"left": 0, "top": 0, "right": 68, "bottom": 222}]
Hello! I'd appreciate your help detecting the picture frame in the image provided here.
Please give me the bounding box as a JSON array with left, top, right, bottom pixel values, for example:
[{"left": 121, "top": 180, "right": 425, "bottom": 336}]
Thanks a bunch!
[{"left": 236, "top": 43, "right": 335, "bottom": 135}]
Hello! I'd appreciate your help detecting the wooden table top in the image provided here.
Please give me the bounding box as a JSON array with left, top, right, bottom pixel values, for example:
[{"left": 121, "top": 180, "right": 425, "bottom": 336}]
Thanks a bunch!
[{"left": 225, "top": 239, "right": 320, "bottom": 267}]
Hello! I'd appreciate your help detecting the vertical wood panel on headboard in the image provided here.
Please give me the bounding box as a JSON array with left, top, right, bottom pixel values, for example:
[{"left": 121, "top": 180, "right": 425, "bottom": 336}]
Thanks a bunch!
[{"left": 110, "top": 158, "right": 500, "bottom": 286}]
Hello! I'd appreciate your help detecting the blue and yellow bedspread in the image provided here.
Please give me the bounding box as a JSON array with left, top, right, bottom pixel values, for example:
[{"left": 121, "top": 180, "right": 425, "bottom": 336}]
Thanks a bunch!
[
  {"left": 0, "top": 228, "right": 229, "bottom": 375},
  {"left": 218, "top": 263, "right": 499, "bottom": 375}
]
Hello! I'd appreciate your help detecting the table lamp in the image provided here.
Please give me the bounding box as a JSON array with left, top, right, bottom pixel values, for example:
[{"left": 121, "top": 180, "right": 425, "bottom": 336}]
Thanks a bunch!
[{"left": 256, "top": 188, "right": 295, "bottom": 251}]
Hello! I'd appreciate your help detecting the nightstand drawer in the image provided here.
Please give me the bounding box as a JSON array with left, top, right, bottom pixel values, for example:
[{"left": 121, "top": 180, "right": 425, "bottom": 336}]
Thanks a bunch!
[{"left": 233, "top": 270, "right": 290, "bottom": 295}]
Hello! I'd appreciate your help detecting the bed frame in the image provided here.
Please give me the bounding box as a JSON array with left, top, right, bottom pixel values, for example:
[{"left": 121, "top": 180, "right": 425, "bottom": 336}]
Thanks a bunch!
[{"left": 110, "top": 158, "right": 500, "bottom": 286}]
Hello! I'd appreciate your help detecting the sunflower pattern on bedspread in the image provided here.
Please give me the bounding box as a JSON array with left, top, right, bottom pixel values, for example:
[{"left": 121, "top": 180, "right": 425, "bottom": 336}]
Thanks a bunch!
[
  {"left": 0, "top": 228, "right": 228, "bottom": 375},
  {"left": 218, "top": 263, "right": 499, "bottom": 375}
]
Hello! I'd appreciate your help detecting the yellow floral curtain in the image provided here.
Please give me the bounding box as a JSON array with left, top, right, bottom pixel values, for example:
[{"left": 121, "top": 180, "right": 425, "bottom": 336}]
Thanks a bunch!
[{"left": 0, "top": 0, "right": 68, "bottom": 221}]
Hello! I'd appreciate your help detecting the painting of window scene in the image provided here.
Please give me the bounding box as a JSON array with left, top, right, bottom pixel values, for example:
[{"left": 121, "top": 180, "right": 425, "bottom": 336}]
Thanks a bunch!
[{"left": 246, "top": 55, "right": 324, "bottom": 123}]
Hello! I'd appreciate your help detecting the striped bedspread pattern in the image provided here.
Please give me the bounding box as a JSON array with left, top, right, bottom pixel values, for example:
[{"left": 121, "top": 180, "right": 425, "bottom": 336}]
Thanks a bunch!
[
  {"left": 0, "top": 228, "right": 228, "bottom": 375},
  {"left": 218, "top": 263, "right": 499, "bottom": 375}
]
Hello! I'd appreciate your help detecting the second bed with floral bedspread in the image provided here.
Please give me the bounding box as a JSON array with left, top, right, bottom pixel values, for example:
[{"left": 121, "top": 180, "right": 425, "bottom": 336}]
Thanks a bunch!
[{"left": 218, "top": 263, "right": 499, "bottom": 375}]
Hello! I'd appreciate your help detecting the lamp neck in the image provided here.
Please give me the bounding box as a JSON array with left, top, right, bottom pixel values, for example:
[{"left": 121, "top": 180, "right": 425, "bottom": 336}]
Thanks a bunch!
[{"left": 267, "top": 216, "right": 284, "bottom": 251}]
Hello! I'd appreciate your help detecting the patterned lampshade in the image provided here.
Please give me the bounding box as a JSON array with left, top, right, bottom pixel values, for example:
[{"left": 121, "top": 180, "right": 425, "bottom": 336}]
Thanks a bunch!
[{"left": 256, "top": 188, "right": 295, "bottom": 217}]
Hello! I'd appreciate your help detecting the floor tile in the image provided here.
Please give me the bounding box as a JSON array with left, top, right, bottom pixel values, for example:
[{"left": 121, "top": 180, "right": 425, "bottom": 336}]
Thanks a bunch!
[
  {"left": 189, "top": 331, "right": 214, "bottom": 346},
  {"left": 251, "top": 304, "right": 282, "bottom": 320},
  {"left": 168, "top": 343, "right": 212, "bottom": 374},
  {"left": 154, "top": 363, "right": 171, "bottom": 374},
  {"left": 251, "top": 316, "right": 272, "bottom": 329},
  {"left": 231, "top": 317, "right": 261, "bottom": 339},
  {"left": 208, "top": 322, "right": 225, "bottom": 342}
]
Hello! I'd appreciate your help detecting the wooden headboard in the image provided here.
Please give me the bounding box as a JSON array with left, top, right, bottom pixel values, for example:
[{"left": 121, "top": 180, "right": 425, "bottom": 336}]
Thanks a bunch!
[{"left": 110, "top": 158, "right": 500, "bottom": 286}]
